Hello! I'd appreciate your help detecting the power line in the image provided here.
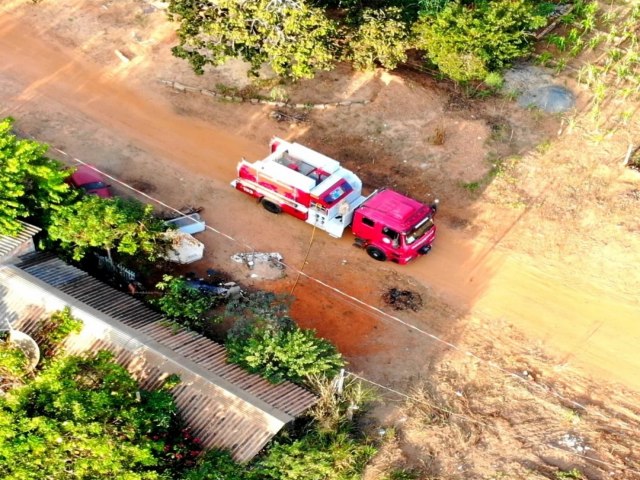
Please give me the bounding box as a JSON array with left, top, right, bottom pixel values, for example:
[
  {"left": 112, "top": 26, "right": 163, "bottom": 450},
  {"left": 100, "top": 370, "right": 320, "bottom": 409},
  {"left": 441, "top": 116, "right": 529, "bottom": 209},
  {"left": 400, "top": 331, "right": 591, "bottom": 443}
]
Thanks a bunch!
[
  {"left": 346, "top": 371, "right": 489, "bottom": 426},
  {"left": 347, "top": 371, "right": 640, "bottom": 476},
  {"left": 42, "top": 145, "right": 640, "bottom": 476},
  {"left": 57, "top": 151, "right": 618, "bottom": 420}
]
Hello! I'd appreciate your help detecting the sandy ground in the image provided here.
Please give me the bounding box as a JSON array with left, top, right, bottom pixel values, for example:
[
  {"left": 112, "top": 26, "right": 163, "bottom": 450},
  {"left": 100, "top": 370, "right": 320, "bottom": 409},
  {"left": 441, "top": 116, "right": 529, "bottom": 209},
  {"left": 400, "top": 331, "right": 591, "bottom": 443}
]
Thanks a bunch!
[{"left": 1, "top": 0, "right": 640, "bottom": 477}]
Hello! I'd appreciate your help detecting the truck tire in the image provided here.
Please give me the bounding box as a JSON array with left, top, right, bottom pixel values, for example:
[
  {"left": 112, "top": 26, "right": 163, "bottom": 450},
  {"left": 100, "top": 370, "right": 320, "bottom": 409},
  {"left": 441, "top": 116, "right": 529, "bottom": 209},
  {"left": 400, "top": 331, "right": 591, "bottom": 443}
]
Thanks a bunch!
[
  {"left": 366, "top": 246, "right": 387, "bottom": 262},
  {"left": 262, "top": 199, "right": 282, "bottom": 214}
]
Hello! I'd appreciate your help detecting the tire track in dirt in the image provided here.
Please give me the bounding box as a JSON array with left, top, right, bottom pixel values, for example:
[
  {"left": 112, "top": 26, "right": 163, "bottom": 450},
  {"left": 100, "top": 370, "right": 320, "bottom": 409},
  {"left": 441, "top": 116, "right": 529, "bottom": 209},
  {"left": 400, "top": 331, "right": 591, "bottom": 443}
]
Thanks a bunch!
[{"left": 2, "top": 16, "right": 639, "bottom": 392}]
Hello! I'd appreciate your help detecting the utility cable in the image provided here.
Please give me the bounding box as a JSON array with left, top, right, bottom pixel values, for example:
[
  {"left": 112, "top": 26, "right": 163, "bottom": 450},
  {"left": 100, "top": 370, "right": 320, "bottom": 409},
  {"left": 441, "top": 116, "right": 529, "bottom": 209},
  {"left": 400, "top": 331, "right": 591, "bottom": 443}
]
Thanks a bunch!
[
  {"left": 58, "top": 152, "right": 617, "bottom": 421},
  {"left": 40, "top": 147, "right": 640, "bottom": 475},
  {"left": 290, "top": 222, "right": 316, "bottom": 296}
]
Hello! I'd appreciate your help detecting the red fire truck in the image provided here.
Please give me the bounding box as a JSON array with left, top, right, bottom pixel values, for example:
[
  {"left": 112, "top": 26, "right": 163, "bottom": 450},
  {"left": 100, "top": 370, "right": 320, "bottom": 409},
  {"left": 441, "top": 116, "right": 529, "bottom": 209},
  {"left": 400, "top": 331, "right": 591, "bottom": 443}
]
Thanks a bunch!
[{"left": 231, "top": 138, "right": 438, "bottom": 264}]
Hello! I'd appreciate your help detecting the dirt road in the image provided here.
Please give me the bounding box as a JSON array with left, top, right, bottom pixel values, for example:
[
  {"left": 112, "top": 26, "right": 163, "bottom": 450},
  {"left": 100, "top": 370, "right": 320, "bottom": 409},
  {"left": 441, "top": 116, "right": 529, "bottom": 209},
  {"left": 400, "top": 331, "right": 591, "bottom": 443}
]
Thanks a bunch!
[{"left": 1, "top": 16, "right": 638, "bottom": 392}]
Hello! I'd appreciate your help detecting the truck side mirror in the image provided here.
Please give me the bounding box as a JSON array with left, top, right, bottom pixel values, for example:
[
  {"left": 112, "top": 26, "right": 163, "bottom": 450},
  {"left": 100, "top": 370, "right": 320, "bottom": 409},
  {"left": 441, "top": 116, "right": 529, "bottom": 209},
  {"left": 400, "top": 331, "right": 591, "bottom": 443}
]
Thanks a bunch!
[{"left": 431, "top": 198, "right": 440, "bottom": 213}]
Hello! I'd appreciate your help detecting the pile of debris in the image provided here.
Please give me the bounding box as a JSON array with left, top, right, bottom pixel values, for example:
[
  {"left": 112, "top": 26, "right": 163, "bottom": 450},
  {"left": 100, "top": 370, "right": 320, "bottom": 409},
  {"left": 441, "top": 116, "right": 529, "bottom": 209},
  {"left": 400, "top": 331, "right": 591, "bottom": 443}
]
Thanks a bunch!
[{"left": 231, "top": 252, "right": 286, "bottom": 280}]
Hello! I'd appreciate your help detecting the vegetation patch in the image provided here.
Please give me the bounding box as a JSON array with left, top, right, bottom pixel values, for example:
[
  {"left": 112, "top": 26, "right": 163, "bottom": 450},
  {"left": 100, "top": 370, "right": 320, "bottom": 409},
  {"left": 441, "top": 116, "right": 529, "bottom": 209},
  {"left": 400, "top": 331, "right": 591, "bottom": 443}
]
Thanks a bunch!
[{"left": 224, "top": 292, "right": 344, "bottom": 385}]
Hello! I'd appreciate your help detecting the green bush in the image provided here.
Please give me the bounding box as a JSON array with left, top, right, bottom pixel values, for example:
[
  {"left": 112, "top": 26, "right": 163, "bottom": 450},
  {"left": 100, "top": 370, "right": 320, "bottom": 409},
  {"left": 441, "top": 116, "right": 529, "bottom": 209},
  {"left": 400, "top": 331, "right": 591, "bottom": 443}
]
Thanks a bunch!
[
  {"left": 414, "top": 0, "right": 546, "bottom": 82},
  {"left": 153, "top": 275, "right": 220, "bottom": 331},
  {"left": 0, "top": 350, "right": 181, "bottom": 479},
  {"left": 183, "top": 449, "right": 246, "bottom": 480},
  {"left": 227, "top": 324, "right": 344, "bottom": 385},
  {"left": 251, "top": 431, "right": 376, "bottom": 480},
  {"left": 225, "top": 291, "right": 344, "bottom": 384},
  {"left": 347, "top": 7, "right": 411, "bottom": 70},
  {"left": 36, "top": 307, "right": 83, "bottom": 359}
]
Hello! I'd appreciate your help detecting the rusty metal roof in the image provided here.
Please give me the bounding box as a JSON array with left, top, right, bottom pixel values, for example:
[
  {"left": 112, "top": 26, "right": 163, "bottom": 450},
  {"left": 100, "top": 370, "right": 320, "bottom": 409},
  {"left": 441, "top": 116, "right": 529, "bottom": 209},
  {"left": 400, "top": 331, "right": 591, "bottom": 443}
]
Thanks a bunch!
[
  {"left": 0, "top": 254, "right": 317, "bottom": 462},
  {"left": 0, "top": 221, "right": 40, "bottom": 260}
]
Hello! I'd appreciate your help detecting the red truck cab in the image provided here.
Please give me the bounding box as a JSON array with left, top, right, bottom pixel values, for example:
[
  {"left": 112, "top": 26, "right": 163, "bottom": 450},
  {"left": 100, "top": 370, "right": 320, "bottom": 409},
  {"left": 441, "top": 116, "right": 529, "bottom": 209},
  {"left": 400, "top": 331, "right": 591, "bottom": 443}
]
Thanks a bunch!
[{"left": 352, "top": 189, "right": 437, "bottom": 264}]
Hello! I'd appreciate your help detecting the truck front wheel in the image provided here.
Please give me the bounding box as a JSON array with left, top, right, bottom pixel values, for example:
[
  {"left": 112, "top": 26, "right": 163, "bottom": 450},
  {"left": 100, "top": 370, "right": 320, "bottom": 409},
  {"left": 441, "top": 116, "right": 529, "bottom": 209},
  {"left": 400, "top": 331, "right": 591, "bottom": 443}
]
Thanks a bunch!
[
  {"left": 262, "top": 199, "right": 282, "bottom": 214},
  {"left": 366, "top": 246, "right": 387, "bottom": 262}
]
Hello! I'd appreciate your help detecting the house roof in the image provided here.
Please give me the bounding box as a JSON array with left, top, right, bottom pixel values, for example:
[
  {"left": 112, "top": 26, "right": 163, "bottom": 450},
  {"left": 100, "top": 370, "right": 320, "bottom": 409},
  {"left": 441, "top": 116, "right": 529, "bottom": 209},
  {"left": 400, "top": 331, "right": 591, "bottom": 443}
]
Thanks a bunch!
[
  {"left": 0, "top": 253, "right": 317, "bottom": 462},
  {"left": 0, "top": 221, "right": 40, "bottom": 260}
]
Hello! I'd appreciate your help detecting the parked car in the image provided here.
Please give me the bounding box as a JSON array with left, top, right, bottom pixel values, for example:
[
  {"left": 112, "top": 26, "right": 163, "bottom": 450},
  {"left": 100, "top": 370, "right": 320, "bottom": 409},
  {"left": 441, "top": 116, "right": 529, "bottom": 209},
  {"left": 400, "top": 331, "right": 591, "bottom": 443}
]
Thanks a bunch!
[{"left": 68, "top": 165, "right": 113, "bottom": 198}]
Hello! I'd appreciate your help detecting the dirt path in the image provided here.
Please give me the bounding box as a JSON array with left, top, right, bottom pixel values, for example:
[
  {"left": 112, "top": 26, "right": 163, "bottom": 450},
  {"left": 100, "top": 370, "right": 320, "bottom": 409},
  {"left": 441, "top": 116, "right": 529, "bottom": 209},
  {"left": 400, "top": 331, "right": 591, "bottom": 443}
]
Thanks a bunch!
[{"left": 1, "top": 16, "right": 638, "bottom": 393}]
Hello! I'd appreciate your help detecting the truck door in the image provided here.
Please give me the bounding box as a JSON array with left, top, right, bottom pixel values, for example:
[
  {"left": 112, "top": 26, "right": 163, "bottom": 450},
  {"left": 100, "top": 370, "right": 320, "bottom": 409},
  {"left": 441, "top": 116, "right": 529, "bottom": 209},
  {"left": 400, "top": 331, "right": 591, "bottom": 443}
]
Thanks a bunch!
[{"left": 381, "top": 227, "right": 400, "bottom": 248}]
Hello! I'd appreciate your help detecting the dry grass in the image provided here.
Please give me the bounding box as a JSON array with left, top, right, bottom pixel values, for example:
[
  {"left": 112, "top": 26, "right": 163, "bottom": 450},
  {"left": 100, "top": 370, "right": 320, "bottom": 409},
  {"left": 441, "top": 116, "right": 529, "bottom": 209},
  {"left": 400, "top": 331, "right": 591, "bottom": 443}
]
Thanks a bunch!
[
  {"left": 364, "top": 326, "right": 640, "bottom": 479},
  {"left": 429, "top": 125, "right": 446, "bottom": 146}
]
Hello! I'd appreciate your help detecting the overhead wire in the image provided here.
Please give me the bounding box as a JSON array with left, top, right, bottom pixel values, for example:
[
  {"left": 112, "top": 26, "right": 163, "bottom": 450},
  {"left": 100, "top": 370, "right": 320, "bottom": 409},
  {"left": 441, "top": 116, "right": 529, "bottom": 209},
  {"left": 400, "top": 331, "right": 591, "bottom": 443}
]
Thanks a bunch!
[
  {"left": 54, "top": 149, "right": 619, "bottom": 420},
  {"left": 37, "top": 143, "right": 639, "bottom": 475},
  {"left": 347, "top": 371, "right": 640, "bottom": 476}
]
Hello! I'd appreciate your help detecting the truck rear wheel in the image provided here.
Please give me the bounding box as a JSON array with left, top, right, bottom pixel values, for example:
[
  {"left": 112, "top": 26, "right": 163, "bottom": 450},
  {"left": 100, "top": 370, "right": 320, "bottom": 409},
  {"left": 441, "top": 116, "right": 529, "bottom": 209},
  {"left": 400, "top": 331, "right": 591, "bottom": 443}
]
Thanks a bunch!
[
  {"left": 262, "top": 199, "right": 282, "bottom": 214},
  {"left": 366, "top": 246, "right": 387, "bottom": 262}
]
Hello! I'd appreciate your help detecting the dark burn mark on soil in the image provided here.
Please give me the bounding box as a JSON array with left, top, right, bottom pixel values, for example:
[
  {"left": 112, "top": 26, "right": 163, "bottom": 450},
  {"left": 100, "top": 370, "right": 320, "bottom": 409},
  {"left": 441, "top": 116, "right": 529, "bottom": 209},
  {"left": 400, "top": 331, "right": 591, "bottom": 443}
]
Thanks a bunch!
[{"left": 383, "top": 288, "right": 423, "bottom": 312}]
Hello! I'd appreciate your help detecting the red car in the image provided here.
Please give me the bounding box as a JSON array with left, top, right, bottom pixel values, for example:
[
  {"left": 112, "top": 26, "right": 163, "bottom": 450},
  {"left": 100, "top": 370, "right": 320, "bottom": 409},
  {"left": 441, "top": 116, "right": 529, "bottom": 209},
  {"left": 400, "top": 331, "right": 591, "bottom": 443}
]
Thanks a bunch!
[{"left": 68, "top": 165, "right": 113, "bottom": 198}]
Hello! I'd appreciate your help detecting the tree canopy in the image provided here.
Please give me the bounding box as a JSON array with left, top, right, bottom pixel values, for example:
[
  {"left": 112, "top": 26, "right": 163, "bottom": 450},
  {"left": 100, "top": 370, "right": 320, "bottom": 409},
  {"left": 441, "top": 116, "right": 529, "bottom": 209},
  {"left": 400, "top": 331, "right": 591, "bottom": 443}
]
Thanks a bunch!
[
  {"left": 346, "top": 7, "right": 411, "bottom": 71},
  {"left": 169, "top": 0, "right": 337, "bottom": 79},
  {"left": 0, "top": 350, "right": 185, "bottom": 479},
  {"left": 47, "top": 195, "right": 168, "bottom": 261},
  {"left": 168, "top": 0, "right": 549, "bottom": 82},
  {"left": 0, "top": 117, "right": 72, "bottom": 235},
  {"left": 0, "top": 307, "right": 191, "bottom": 480},
  {"left": 414, "top": 0, "right": 546, "bottom": 82}
]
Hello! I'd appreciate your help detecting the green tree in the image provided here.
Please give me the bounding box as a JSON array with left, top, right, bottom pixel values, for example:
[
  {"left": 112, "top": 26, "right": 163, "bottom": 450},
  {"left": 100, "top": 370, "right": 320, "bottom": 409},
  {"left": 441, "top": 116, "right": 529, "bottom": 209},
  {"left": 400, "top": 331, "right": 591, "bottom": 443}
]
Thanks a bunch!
[
  {"left": 168, "top": 0, "right": 337, "bottom": 79},
  {"left": 47, "top": 195, "right": 167, "bottom": 261},
  {"left": 0, "top": 117, "right": 72, "bottom": 235},
  {"left": 347, "top": 7, "right": 411, "bottom": 70},
  {"left": 418, "top": 0, "right": 451, "bottom": 16},
  {"left": 414, "top": 0, "right": 546, "bottom": 82},
  {"left": 153, "top": 275, "right": 220, "bottom": 331},
  {"left": 0, "top": 351, "right": 177, "bottom": 479},
  {"left": 0, "top": 337, "right": 29, "bottom": 391}
]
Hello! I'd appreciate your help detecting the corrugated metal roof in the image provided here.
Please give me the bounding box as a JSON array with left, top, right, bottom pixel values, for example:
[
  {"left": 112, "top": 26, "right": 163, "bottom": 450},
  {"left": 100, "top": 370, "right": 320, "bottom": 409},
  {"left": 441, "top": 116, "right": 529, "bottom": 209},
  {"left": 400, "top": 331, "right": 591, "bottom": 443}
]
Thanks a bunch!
[
  {"left": 0, "top": 254, "right": 318, "bottom": 462},
  {"left": 0, "top": 221, "right": 40, "bottom": 260}
]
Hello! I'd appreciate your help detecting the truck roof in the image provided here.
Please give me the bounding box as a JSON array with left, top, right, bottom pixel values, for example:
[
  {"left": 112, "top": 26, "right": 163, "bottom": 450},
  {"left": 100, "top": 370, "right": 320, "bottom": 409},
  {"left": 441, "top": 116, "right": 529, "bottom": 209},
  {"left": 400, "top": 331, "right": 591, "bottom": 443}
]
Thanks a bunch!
[{"left": 359, "top": 189, "right": 431, "bottom": 233}]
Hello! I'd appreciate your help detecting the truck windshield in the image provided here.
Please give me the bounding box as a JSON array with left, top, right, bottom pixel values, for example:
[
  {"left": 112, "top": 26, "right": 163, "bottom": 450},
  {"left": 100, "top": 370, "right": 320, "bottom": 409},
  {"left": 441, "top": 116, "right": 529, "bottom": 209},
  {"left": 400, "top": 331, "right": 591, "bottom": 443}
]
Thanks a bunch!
[{"left": 405, "top": 217, "right": 434, "bottom": 245}]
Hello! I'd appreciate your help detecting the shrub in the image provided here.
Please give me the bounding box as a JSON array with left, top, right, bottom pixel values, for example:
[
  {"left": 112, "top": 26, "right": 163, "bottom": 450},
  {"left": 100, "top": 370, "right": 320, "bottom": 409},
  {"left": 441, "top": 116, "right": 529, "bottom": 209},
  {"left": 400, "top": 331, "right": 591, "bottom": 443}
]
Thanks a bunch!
[
  {"left": 183, "top": 449, "right": 246, "bottom": 480},
  {"left": 251, "top": 431, "right": 376, "bottom": 480},
  {"left": 36, "top": 307, "right": 83, "bottom": 359},
  {"left": 225, "top": 291, "right": 344, "bottom": 384},
  {"left": 227, "top": 324, "right": 344, "bottom": 385},
  {"left": 414, "top": 0, "right": 546, "bottom": 82},
  {"left": 347, "top": 7, "right": 411, "bottom": 70},
  {"left": 154, "top": 275, "right": 220, "bottom": 331}
]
